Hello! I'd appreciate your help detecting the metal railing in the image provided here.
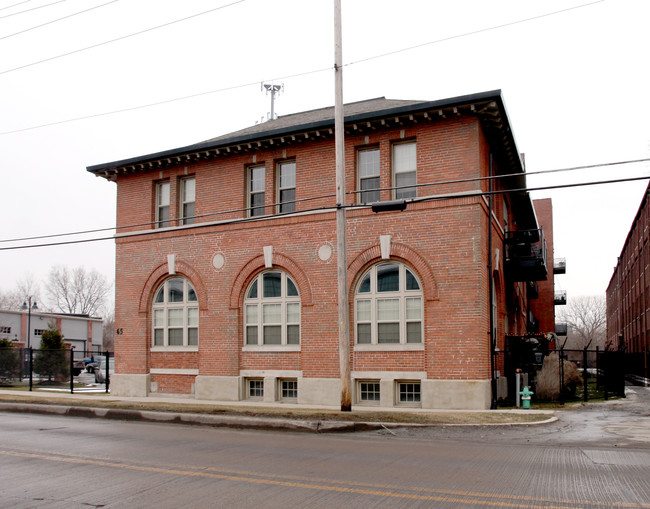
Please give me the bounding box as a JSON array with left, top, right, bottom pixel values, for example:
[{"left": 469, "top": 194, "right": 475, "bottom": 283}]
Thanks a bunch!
[
  {"left": 496, "top": 345, "right": 627, "bottom": 407},
  {"left": 0, "top": 347, "right": 112, "bottom": 394}
]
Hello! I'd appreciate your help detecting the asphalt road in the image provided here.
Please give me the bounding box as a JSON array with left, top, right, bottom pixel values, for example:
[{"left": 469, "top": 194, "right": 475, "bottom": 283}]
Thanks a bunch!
[{"left": 1, "top": 390, "right": 649, "bottom": 509}]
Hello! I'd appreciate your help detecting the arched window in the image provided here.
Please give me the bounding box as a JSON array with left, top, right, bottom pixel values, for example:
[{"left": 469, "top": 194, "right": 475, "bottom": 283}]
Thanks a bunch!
[
  {"left": 244, "top": 271, "right": 300, "bottom": 347},
  {"left": 152, "top": 277, "right": 198, "bottom": 347},
  {"left": 355, "top": 262, "right": 423, "bottom": 345}
]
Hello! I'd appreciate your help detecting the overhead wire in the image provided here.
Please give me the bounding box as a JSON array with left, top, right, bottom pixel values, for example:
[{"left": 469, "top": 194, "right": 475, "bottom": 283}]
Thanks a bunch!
[
  {"left": 1, "top": 174, "right": 647, "bottom": 251},
  {"left": 0, "top": 161, "right": 648, "bottom": 251},
  {"left": 0, "top": 0, "right": 118, "bottom": 41},
  {"left": 0, "top": 0, "right": 604, "bottom": 136},
  {"left": 344, "top": 0, "right": 605, "bottom": 68},
  {"left": 0, "top": 0, "right": 65, "bottom": 19},
  {"left": 2, "top": 157, "right": 648, "bottom": 245},
  {"left": 0, "top": 0, "right": 246, "bottom": 75},
  {"left": 0, "top": 64, "right": 332, "bottom": 136},
  {"left": 0, "top": 0, "right": 34, "bottom": 12}
]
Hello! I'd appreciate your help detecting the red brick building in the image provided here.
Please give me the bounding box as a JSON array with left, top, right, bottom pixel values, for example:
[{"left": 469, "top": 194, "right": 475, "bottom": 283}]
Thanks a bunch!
[
  {"left": 88, "top": 90, "right": 555, "bottom": 409},
  {"left": 529, "top": 198, "right": 565, "bottom": 340},
  {"left": 606, "top": 182, "right": 650, "bottom": 384}
]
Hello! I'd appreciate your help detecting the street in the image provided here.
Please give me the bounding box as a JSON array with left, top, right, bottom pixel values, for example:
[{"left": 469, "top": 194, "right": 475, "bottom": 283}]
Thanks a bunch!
[{"left": 1, "top": 389, "right": 649, "bottom": 508}]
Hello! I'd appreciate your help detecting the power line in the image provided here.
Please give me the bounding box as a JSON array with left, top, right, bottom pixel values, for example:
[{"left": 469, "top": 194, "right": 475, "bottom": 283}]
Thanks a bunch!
[
  {"left": 0, "top": 0, "right": 34, "bottom": 12},
  {"left": 0, "top": 0, "right": 246, "bottom": 75},
  {"left": 1, "top": 173, "right": 648, "bottom": 252},
  {"left": 0, "top": 0, "right": 118, "bottom": 41},
  {"left": 348, "top": 158, "right": 650, "bottom": 196},
  {"left": 2, "top": 157, "right": 648, "bottom": 243},
  {"left": 344, "top": 0, "right": 605, "bottom": 68},
  {"left": 0, "top": 0, "right": 65, "bottom": 19},
  {"left": 3, "top": 157, "right": 648, "bottom": 245},
  {"left": 0, "top": 65, "right": 331, "bottom": 136},
  {"left": 0, "top": 0, "right": 604, "bottom": 136}
]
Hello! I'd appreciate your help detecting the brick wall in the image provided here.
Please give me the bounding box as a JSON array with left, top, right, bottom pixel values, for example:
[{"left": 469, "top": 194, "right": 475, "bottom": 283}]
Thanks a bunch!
[{"left": 112, "top": 116, "right": 514, "bottom": 393}]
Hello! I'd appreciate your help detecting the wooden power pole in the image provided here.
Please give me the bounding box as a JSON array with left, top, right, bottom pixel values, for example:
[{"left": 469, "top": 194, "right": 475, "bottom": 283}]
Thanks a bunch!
[{"left": 334, "top": 0, "right": 352, "bottom": 411}]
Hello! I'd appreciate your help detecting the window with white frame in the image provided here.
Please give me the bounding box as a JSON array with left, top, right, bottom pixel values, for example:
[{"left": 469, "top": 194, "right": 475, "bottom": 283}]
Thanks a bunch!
[
  {"left": 152, "top": 278, "right": 198, "bottom": 347},
  {"left": 246, "top": 378, "right": 264, "bottom": 399},
  {"left": 156, "top": 181, "right": 170, "bottom": 228},
  {"left": 0, "top": 326, "right": 11, "bottom": 334},
  {"left": 358, "top": 380, "right": 380, "bottom": 404},
  {"left": 277, "top": 161, "right": 296, "bottom": 213},
  {"left": 392, "top": 142, "right": 417, "bottom": 199},
  {"left": 355, "top": 262, "right": 422, "bottom": 345},
  {"left": 248, "top": 165, "right": 266, "bottom": 217},
  {"left": 179, "top": 177, "right": 195, "bottom": 225},
  {"left": 244, "top": 271, "right": 300, "bottom": 347},
  {"left": 279, "top": 378, "right": 298, "bottom": 400},
  {"left": 358, "top": 148, "right": 380, "bottom": 204},
  {"left": 397, "top": 381, "right": 421, "bottom": 404}
]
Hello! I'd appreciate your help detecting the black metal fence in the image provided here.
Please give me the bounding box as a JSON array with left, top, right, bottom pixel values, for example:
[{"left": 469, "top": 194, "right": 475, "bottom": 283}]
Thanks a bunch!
[
  {"left": 0, "top": 347, "right": 112, "bottom": 394},
  {"left": 625, "top": 351, "right": 650, "bottom": 386},
  {"left": 496, "top": 344, "right": 628, "bottom": 407}
]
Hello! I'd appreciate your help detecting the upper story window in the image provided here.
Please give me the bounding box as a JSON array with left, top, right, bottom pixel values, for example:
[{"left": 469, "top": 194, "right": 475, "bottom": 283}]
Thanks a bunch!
[
  {"left": 248, "top": 165, "right": 266, "bottom": 217},
  {"left": 179, "top": 177, "right": 195, "bottom": 225},
  {"left": 152, "top": 277, "right": 198, "bottom": 348},
  {"left": 358, "top": 148, "right": 380, "bottom": 204},
  {"left": 277, "top": 161, "right": 296, "bottom": 213},
  {"left": 355, "top": 262, "right": 422, "bottom": 346},
  {"left": 244, "top": 271, "right": 300, "bottom": 347},
  {"left": 393, "top": 142, "right": 417, "bottom": 199},
  {"left": 156, "top": 181, "right": 170, "bottom": 228}
]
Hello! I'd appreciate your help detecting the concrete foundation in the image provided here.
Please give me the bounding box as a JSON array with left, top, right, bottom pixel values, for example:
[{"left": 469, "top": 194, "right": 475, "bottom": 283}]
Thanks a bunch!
[
  {"left": 110, "top": 374, "right": 150, "bottom": 398},
  {"left": 114, "top": 372, "right": 493, "bottom": 410},
  {"left": 195, "top": 376, "right": 240, "bottom": 401},
  {"left": 422, "top": 379, "right": 492, "bottom": 410},
  {"left": 297, "top": 378, "right": 340, "bottom": 405}
]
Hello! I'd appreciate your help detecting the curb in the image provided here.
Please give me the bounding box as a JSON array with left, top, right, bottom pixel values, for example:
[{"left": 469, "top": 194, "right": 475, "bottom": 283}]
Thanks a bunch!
[
  {"left": 0, "top": 401, "right": 556, "bottom": 432},
  {"left": 0, "top": 402, "right": 387, "bottom": 433}
]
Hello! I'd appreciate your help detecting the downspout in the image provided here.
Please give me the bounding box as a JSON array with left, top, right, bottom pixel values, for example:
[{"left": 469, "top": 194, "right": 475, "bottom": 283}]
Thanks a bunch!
[{"left": 488, "top": 153, "right": 497, "bottom": 409}]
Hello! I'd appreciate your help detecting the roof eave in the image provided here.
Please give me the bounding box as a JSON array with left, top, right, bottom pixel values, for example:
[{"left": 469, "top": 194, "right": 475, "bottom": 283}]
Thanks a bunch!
[{"left": 87, "top": 90, "right": 511, "bottom": 175}]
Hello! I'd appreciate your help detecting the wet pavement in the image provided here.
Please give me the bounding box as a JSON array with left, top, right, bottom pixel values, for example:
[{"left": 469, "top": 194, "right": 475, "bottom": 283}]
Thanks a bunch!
[{"left": 375, "top": 386, "right": 650, "bottom": 448}]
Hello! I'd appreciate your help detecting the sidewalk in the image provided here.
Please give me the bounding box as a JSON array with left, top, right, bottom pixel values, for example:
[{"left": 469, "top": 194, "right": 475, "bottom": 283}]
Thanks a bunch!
[{"left": 0, "top": 389, "right": 556, "bottom": 433}]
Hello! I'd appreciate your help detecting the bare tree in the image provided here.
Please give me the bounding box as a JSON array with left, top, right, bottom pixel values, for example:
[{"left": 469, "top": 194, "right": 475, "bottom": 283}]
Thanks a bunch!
[
  {"left": 557, "top": 295, "right": 606, "bottom": 350},
  {"left": 0, "top": 274, "right": 42, "bottom": 311},
  {"left": 0, "top": 291, "right": 16, "bottom": 311},
  {"left": 102, "top": 312, "right": 115, "bottom": 351},
  {"left": 46, "top": 266, "right": 110, "bottom": 316}
]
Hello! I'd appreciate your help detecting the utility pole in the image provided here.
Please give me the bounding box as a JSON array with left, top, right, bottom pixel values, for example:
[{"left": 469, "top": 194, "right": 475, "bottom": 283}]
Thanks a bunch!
[{"left": 334, "top": 0, "right": 351, "bottom": 411}]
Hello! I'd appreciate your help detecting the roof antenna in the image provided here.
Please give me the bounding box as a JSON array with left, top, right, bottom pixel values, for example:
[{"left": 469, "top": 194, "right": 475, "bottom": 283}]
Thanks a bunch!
[{"left": 262, "top": 83, "right": 283, "bottom": 121}]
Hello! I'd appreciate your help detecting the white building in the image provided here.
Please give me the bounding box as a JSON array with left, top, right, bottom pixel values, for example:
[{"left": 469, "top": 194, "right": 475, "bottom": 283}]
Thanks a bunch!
[{"left": 0, "top": 308, "right": 103, "bottom": 354}]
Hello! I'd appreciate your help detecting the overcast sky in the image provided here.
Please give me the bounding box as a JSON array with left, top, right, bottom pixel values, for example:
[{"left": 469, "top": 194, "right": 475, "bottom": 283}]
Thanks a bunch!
[{"left": 1, "top": 0, "right": 648, "bottom": 307}]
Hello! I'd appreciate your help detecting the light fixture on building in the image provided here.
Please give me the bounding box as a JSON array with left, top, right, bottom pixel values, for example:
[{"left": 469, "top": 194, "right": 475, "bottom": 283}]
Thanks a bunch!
[{"left": 371, "top": 200, "right": 407, "bottom": 213}]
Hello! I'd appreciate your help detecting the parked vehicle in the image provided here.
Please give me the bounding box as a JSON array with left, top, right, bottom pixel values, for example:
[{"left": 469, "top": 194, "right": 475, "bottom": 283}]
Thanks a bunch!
[
  {"left": 84, "top": 356, "right": 104, "bottom": 373},
  {"left": 72, "top": 360, "right": 84, "bottom": 377},
  {"left": 94, "top": 357, "right": 114, "bottom": 384}
]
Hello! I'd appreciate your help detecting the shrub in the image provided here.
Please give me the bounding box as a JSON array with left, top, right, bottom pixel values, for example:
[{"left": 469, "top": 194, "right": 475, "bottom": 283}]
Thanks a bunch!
[
  {"left": 0, "top": 339, "right": 21, "bottom": 382},
  {"left": 33, "top": 327, "right": 69, "bottom": 382},
  {"left": 535, "top": 352, "right": 583, "bottom": 400}
]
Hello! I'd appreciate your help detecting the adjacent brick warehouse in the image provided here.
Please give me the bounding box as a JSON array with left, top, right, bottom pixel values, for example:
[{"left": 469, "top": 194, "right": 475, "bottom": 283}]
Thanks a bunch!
[
  {"left": 529, "top": 198, "right": 560, "bottom": 338},
  {"left": 88, "top": 90, "right": 554, "bottom": 409},
  {"left": 606, "top": 182, "right": 650, "bottom": 384}
]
